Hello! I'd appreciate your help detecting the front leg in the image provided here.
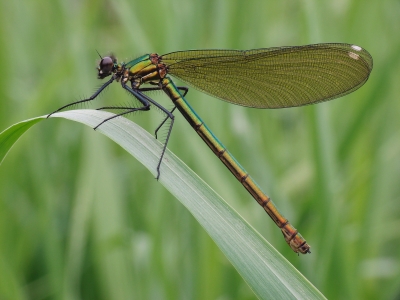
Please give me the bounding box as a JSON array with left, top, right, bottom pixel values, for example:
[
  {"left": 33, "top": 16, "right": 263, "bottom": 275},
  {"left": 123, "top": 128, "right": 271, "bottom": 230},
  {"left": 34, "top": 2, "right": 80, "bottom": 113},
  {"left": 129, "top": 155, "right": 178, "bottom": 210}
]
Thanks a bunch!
[{"left": 47, "top": 76, "right": 115, "bottom": 118}]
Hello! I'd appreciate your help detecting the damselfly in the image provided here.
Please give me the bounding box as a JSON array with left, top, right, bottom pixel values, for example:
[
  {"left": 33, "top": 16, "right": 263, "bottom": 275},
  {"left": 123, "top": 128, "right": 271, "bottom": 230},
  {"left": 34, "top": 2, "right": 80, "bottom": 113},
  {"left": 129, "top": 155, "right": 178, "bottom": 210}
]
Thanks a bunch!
[{"left": 49, "top": 43, "right": 373, "bottom": 253}]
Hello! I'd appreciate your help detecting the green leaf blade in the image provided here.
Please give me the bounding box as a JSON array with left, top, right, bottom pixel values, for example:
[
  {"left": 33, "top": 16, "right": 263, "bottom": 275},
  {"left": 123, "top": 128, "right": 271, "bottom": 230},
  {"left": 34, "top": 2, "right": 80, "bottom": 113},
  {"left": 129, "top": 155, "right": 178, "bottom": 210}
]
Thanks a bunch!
[
  {"left": 0, "top": 117, "right": 44, "bottom": 165},
  {"left": 0, "top": 110, "right": 325, "bottom": 299}
]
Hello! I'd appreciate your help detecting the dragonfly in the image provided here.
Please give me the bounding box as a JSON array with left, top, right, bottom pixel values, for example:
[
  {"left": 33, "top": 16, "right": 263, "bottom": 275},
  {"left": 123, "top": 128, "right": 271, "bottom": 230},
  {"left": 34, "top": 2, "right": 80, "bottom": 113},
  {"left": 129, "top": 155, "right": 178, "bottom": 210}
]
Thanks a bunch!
[{"left": 48, "top": 43, "right": 373, "bottom": 254}]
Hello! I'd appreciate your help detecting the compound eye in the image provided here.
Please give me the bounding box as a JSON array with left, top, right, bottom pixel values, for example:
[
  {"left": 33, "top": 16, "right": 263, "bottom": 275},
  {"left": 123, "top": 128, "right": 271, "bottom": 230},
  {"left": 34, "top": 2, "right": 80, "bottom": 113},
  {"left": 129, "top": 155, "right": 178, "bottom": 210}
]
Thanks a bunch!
[{"left": 98, "top": 56, "right": 114, "bottom": 78}]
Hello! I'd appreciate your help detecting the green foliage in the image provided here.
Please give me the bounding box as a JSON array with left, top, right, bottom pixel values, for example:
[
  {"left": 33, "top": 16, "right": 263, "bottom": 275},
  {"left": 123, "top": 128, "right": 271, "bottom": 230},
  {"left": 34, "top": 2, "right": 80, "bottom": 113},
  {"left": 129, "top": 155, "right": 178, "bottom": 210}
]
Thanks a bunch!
[{"left": 0, "top": 0, "right": 399, "bottom": 299}]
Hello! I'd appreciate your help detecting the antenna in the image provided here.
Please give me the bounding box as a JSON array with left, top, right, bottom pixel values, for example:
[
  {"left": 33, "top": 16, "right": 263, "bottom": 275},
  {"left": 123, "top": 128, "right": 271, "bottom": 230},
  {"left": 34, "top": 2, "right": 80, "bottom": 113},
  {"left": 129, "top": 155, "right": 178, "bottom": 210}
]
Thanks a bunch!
[{"left": 95, "top": 50, "right": 102, "bottom": 59}]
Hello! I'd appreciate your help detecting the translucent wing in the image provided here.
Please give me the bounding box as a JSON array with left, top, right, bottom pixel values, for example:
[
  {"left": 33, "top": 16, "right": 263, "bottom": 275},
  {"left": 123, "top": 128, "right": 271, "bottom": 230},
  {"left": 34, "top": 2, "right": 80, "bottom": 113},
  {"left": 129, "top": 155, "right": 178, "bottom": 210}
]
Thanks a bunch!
[{"left": 160, "top": 43, "right": 373, "bottom": 108}]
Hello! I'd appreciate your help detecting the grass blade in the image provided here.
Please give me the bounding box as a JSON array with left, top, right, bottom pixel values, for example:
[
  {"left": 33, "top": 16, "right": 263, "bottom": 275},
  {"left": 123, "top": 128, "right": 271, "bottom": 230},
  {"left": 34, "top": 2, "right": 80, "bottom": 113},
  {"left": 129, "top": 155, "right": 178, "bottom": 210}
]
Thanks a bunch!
[{"left": 0, "top": 110, "right": 325, "bottom": 299}]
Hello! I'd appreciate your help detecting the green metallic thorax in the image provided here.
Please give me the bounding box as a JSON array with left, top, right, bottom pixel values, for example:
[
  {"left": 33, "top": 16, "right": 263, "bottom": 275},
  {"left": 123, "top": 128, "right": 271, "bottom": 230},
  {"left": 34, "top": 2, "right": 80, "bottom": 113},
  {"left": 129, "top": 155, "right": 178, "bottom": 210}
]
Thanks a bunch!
[
  {"left": 124, "top": 54, "right": 151, "bottom": 69},
  {"left": 122, "top": 54, "right": 162, "bottom": 88}
]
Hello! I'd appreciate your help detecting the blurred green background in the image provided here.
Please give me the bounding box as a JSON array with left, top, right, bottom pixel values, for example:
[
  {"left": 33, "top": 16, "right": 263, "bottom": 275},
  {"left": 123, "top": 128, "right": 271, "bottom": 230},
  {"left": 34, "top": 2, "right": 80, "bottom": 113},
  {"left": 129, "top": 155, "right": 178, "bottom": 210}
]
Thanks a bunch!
[{"left": 0, "top": 0, "right": 399, "bottom": 299}]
